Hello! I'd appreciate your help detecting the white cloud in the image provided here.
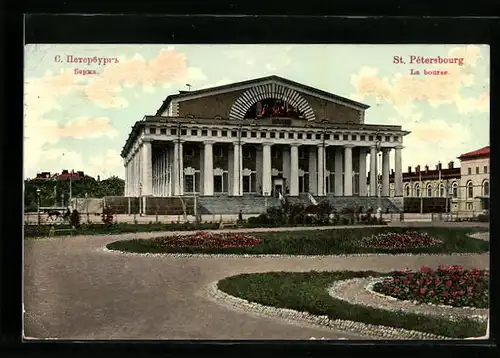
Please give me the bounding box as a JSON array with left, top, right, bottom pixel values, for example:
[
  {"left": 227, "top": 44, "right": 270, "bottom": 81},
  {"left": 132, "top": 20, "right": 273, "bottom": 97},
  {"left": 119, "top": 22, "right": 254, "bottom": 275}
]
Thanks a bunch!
[{"left": 386, "top": 115, "right": 472, "bottom": 169}]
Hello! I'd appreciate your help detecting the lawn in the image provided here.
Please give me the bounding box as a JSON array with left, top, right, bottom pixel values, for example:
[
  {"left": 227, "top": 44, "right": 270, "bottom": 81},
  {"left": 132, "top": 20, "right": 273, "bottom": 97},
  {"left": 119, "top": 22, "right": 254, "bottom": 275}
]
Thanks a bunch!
[
  {"left": 217, "top": 271, "right": 488, "bottom": 339},
  {"left": 106, "top": 227, "right": 489, "bottom": 255}
]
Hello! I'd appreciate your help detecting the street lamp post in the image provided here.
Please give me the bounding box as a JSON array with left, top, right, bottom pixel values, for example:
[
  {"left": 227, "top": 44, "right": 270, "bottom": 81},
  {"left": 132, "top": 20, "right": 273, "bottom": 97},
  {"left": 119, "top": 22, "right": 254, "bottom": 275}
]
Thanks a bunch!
[{"left": 36, "top": 188, "right": 41, "bottom": 225}]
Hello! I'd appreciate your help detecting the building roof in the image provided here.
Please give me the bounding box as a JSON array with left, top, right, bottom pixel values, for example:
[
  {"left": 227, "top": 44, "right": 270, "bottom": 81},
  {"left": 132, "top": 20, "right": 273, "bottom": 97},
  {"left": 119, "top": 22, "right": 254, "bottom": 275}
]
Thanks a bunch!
[
  {"left": 458, "top": 146, "right": 490, "bottom": 160},
  {"left": 155, "top": 75, "right": 371, "bottom": 116}
]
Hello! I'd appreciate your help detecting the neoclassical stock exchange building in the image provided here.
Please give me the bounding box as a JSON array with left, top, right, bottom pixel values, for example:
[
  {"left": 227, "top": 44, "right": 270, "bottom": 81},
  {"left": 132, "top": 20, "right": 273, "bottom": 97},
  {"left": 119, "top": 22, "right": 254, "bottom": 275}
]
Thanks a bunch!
[{"left": 121, "top": 75, "right": 409, "bottom": 215}]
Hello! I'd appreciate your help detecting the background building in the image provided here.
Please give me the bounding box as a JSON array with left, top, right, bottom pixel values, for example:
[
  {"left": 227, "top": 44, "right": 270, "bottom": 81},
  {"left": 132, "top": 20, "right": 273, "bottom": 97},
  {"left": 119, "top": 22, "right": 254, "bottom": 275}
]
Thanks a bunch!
[{"left": 457, "top": 146, "right": 490, "bottom": 214}]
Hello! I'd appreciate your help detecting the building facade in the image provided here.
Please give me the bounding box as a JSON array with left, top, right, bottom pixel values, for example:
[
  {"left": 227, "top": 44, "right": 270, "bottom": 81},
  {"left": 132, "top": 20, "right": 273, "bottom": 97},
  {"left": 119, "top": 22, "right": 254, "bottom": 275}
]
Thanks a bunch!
[
  {"left": 121, "top": 75, "right": 409, "bottom": 200},
  {"left": 388, "top": 162, "right": 461, "bottom": 199},
  {"left": 457, "top": 146, "right": 490, "bottom": 213}
]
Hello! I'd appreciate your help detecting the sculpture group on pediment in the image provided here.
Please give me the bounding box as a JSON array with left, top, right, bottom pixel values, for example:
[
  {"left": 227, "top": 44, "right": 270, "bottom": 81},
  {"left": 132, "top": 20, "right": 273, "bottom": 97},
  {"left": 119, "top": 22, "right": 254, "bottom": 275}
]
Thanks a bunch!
[{"left": 244, "top": 98, "right": 305, "bottom": 120}]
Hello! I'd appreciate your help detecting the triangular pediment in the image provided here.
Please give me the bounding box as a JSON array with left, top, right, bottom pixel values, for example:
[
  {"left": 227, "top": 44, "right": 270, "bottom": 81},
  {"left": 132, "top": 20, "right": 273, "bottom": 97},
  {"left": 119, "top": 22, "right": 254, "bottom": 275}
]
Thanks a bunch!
[{"left": 157, "top": 75, "right": 369, "bottom": 119}]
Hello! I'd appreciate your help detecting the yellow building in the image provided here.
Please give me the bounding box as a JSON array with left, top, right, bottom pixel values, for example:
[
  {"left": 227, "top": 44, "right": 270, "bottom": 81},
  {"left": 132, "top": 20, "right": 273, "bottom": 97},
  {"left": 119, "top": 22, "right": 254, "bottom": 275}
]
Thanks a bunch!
[{"left": 457, "top": 146, "right": 490, "bottom": 214}]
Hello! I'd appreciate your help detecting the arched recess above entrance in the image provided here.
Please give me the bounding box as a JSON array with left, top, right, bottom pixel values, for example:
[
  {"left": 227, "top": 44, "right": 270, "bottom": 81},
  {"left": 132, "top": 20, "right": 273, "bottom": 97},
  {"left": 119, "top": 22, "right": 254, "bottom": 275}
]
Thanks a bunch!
[{"left": 229, "top": 83, "right": 316, "bottom": 121}]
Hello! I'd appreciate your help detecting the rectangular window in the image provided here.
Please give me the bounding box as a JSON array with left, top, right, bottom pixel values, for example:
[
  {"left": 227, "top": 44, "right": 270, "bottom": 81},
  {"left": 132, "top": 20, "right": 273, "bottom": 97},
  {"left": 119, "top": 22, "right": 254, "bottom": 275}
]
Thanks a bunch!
[
  {"left": 385, "top": 136, "right": 390, "bottom": 141},
  {"left": 279, "top": 132, "right": 285, "bottom": 138},
  {"left": 352, "top": 135, "right": 357, "bottom": 141},
  {"left": 181, "top": 129, "right": 187, "bottom": 135},
  {"left": 171, "top": 128, "right": 177, "bottom": 135},
  {"left": 368, "top": 135, "right": 373, "bottom": 141},
  {"left": 324, "top": 134, "right": 330, "bottom": 140},
  {"left": 149, "top": 128, "right": 156, "bottom": 134},
  {"left": 242, "top": 176, "right": 250, "bottom": 193},
  {"left": 260, "top": 132, "right": 267, "bottom": 138},
  {"left": 231, "top": 131, "right": 237, "bottom": 137},
  {"left": 334, "top": 135, "right": 339, "bottom": 140},
  {"left": 214, "top": 175, "right": 223, "bottom": 193},
  {"left": 221, "top": 131, "right": 227, "bottom": 137},
  {"left": 242, "top": 131, "right": 248, "bottom": 137},
  {"left": 360, "top": 135, "right": 365, "bottom": 141},
  {"left": 306, "top": 133, "right": 312, "bottom": 139},
  {"left": 475, "top": 167, "right": 479, "bottom": 174},
  {"left": 251, "top": 131, "right": 257, "bottom": 138},
  {"left": 270, "top": 132, "right": 276, "bottom": 138},
  {"left": 343, "top": 135, "right": 348, "bottom": 140},
  {"left": 484, "top": 166, "right": 488, "bottom": 174},
  {"left": 160, "top": 128, "right": 166, "bottom": 135},
  {"left": 191, "top": 129, "right": 197, "bottom": 136},
  {"left": 316, "top": 133, "right": 321, "bottom": 140},
  {"left": 288, "top": 132, "right": 294, "bottom": 139},
  {"left": 468, "top": 168, "right": 472, "bottom": 175},
  {"left": 184, "top": 174, "right": 194, "bottom": 193},
  {"left": 297, "top": 133, "right": 303, "bottom": 139},
  {"left": 211, "top": 130, "right": 218, "bottom": 136},
  {"left": 201, "top": 130, "right": 208, "bottom": 136}
]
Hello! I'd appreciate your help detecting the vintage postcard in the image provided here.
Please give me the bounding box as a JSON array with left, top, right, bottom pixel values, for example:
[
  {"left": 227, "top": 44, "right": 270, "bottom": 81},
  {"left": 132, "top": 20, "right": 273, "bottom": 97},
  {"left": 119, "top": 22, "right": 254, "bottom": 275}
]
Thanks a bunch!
[{"left": 23, "top": 44, "right": 489, "bottom": 340}]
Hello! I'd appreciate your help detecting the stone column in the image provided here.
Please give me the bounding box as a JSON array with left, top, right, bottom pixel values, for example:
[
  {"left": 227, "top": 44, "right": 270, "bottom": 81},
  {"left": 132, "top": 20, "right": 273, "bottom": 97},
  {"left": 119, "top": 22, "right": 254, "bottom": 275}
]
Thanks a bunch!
[
  {"left": 290, "top": 144, "right": 300, "bottom": 196},
  {"left": 394, "top": 145, "right": 403, "bottom": 196},
  {"left": 232, "top": 142, "right": 242, "bottom": 196},
  {"left": 132, "top": 152, "right": 136, "bottom": 196},
  {"left": 228, "top": 145, "right": 234, "bottom": 194},
  {"left": 282, "top": 146, "right": 291, "bottom": 192},
  {"left": 141, "top": 139, "right": 153, "bottom": 196},
  {"left": 204, "top": 141, "right": 214, "bottom": 196},
  {"left": 382, "top": 148, "right": 391, "bottom": 197},
  {"left": 255, "top": 146, "right": 263, "bottom": 194},
  {"left": 317, "top": 145, "right": 325, "bottom": 196},
  {"left": 173, "top": 140, "right": 183, "bottom": 195},
  {"left": 124, "top": 159, "right": 129, "bottom": 196},
  {"left": 334, "top": 147, "right": 343, "bottom": 196},
  {"left": 308, "top": 147, "right": 317, "bottom": 195},
  {"left": 358, "top": 148, "right": 368, "bottom": 196},
  {"left": 343, "top": 145, "right": 353, "bottom": 196},
  {"left": 370, "top": 146, "right": 377, "bottom": 197},
  {"left": 262, "top": 143, "right": 272, "bottom": 196}
]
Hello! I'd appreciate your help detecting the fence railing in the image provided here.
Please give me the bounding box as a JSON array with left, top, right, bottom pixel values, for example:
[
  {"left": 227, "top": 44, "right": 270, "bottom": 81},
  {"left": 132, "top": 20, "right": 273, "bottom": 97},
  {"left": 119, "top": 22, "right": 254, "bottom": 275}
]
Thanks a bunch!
[{"left": 23, "top": 209, "right": 488, "bottom": 226}]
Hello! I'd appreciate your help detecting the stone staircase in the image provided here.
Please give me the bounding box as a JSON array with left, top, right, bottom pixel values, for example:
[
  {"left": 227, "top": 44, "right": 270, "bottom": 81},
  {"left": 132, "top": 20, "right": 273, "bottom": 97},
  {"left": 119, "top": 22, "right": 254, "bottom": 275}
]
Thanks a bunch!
[
  {"left": 285, "top": 194, "right": 313, "bottom": 206},
  {"left": 318, "top": 195, "right": 401, "bottom": 213},
  {"left": 197, "top": 195, "right": 281, "bottom": 215}
]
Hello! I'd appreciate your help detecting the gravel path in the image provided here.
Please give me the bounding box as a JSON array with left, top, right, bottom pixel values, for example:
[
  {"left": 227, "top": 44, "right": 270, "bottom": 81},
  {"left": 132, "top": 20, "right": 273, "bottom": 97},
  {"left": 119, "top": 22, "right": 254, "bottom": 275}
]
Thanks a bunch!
[{"left": 23, "top": 226, "right": 489, "bottom": 340}]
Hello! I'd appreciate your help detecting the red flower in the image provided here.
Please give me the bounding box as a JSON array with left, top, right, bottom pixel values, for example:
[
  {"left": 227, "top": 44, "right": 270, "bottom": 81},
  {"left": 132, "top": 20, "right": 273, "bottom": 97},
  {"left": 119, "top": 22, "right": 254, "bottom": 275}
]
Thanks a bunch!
[
  {"left": 420, "top": 288, "right": 427, "bottom": 295},
  {"left": 420, "top": 266, "right": 432, "bottom": 274},
  {"left": 445, "top": 280, "right": 452, "bottom": 288}
]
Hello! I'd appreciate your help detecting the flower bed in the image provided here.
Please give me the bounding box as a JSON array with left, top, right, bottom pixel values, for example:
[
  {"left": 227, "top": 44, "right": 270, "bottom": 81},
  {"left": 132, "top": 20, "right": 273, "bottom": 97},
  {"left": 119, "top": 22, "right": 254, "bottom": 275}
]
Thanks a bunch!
[
  {"left": 372, "top": 265, "right": 489, "bottom": 308},
  {"left": 151, "top": 231, "right": 260, "bottom": 248},
  {"left": 360, "top": 231, "right": 443, "bottom": 249}
]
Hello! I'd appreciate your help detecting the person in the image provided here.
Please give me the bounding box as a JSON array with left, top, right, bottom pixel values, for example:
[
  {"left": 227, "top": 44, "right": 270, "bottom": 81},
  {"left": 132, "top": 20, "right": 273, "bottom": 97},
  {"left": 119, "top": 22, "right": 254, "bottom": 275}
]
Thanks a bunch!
[{"left": 238, "top": 209, "right": 243, "bottom": 223}]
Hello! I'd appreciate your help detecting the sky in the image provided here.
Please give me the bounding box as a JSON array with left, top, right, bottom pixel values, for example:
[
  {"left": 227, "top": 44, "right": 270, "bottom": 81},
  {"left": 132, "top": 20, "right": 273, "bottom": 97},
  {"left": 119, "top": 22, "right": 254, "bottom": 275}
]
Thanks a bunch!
[{"left": 24, "top": 44, "right": 489, "bottom": 180}]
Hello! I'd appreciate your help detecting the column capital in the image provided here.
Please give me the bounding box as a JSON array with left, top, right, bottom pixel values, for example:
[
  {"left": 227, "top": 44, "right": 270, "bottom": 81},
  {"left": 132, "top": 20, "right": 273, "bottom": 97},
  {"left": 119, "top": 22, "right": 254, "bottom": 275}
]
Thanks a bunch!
[
  {"left": 262, "top": 142, "right": 274, "bottom": 147},
  {"left": 233, "top": 141, "right": 246, "bottom": 146},
  {"left": 141, "top": 137, "right": 153, "bottom": 144},
  {"left": 382, "top": 147, "right": 392, "bottom": 153},
  {"left": 203, "top": 140, "right": 215, "bottom": 145},
  {"left": 343, "top": 144, "right": 355, "bottom": 149},
  {"left": 395, "top": 145, "right": 404, "bottom": 150}
]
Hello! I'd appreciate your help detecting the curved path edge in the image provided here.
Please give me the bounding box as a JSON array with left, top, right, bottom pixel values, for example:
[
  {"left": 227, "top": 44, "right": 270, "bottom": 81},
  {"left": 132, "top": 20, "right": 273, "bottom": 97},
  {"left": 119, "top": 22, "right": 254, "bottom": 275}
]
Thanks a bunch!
[
  {"left": 327, "top": 277, "right": 488, "bottom": 322},
  {"left": 205, "top": 281, "right": 455, "bottom": 340}
]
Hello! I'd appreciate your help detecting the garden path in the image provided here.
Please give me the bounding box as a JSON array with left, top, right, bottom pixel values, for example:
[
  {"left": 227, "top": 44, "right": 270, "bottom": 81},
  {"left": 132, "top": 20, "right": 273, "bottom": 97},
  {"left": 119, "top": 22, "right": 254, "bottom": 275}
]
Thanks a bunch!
[{"left": 24, "top": 225, "right": 489, "bottom": 340}]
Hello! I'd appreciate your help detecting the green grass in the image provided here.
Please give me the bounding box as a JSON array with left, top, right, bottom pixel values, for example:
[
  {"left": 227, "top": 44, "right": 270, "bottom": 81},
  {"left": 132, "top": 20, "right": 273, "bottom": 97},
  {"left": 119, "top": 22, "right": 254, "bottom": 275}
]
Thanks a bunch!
[
  {"left": 217, "top": 271, "right": 488, "bottom": 339},
  {"left": 106, "top": 227, "right": 489, "bottom": 255}
]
